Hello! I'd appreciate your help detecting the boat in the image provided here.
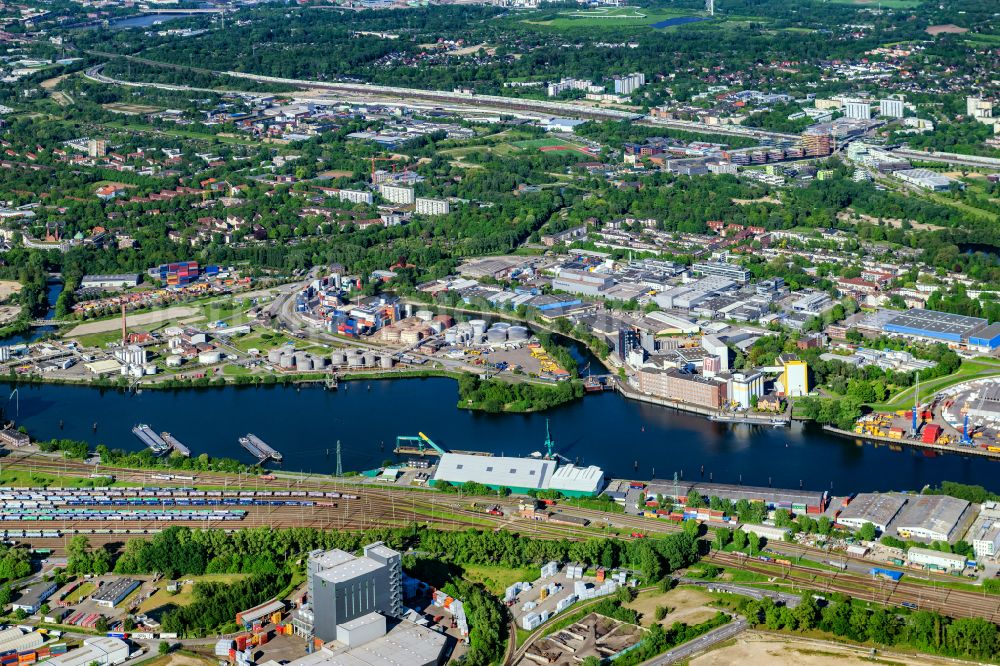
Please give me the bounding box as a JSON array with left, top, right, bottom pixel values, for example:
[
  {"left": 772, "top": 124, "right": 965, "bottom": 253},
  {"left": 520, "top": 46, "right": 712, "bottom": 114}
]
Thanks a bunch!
[
  {"left": 708, "top": 414, "right": 790, "bottom": 426},
  {"left": 132, "top": 425, "right": 170, "bottom": 455},
  {"left": 583, "top": 376, "right": 604, "bottom": 392},
  {"left": 239, "top": 433, "right": 283, "bottom": 462},
  {"left": 160, "top": 432, "right": 191, "bottom": 457}
]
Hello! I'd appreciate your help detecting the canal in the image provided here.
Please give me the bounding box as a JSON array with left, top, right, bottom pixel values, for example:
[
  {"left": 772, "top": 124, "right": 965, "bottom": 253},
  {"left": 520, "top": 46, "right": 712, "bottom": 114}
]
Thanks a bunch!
[{"left": 3, "top": 378, "right": 995, "bottom": 494}]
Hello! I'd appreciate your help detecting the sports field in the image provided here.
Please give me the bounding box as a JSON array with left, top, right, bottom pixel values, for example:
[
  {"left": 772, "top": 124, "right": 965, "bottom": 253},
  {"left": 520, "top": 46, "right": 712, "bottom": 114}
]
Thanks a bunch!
[
  {"left": 511, "top": 138, "right": 597, "bottom": 156},
  {"left": 522, "top": 7, "right": 704, "bottom": 31}
]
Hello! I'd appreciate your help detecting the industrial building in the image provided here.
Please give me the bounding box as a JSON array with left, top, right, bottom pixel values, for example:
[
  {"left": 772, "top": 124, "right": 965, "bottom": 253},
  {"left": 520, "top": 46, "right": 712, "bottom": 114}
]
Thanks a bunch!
[
  {"left": 80, "top": 274, "right": 141, "bottom": 289},
  {"left": 777, "top": 354, "right": 808, "bottom": 397},
  {"left": 642, "top": 480, "right": 827, "bottom": 514},
  {"left": 837, "top": 493, "right": 907, "bottom": 533},
  {"left": 636, "top": 367, "right": 728, "bottom": 409},
  {"left": 906, "top": 547, "right": 967, "bottom": 572},
  {"left": 292, "top": 542, "right": 403, "bottom": 642},
  {"left": 970, "top": 502, "right": 1000, "bottom": 560},
  {"left": 91, "top": 578, "right": 140, "bottom": 608},
  {"left": 729, "top": 372, "right": 765, "bottom": 409},
  {"left": 12, "top": 581, "right": 56, "bottom": 614},
  {"left": 894, "top": 168, "right": 957, "bottom": 192},
  {"left": 893, "top": 495, "right": 973, "bottom": 544},
  {"left": 552, "top": 268, "right": 613, "bottom": 296},
  {"left": 280, "top": 616, "right": 446, "bottom": 666},
  {"left": 690, "top": 261, "right": 751, "bottom": 284},
  {"left": 45, "top": 638, "right": 129, "bottom": 666},
  {"left": 881, "top": 309, "right": 1000, "bottom": 351},
  {"left": 431, "top": 453, "right": 605, "bottom": 497}
]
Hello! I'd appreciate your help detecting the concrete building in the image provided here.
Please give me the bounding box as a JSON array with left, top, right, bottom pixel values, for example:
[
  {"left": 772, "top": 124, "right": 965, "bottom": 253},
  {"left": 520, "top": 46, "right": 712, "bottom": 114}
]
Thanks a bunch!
[
  {"left": 613, "top": 72, "right": 645, "bottom": 95},
  {"left": 45, "top": 638, "right": 129, "bottom": 666},
  {"left": 971, "top": 523, "right": 1000, "bottom": 560},
  {"left": 778, "top": 353, "right": 808, "bottom": 397},
  {"left": 637, "top": 368, "right": 727, "bottom": 409},
  {"left": 91, "top": 578, "right": 140, "bottom": 608},
  {"left": 879, "top": 98, "right": 905, "bottom": 119},
  {"left": 906, "top": 546, "right": 967, "bottom": 572},
  {"left": 379, "top": 184, "right": 415, "bottom": 205},
  {"left": 280, "top": 617, "right": 446, "bottom": 666},
  {"left": 80, "top": 274, "right": 141, "bottom": 289},
  {"left": 894, "top": 168, "right": 956, "bottom": 192},
  {"left": 114, "top": 345, "right": 147, "bottom": 366},
  {"left": 431, "top": 453, "right": 604, "bottom": 497},
  {"left": 701, "top": 335, "right": 730, "bottom": 372},
  {"left": 87, "top": 139, "right": 107, "bottom": 158},
  {"left": 729, "top": 371, "right": 765, "bottom": 410},
  {"left": 414, "top": 197, "right": 450, "bottom": 216},
  {"left": 881, "top": 308, "right": 1000, "bottom": 351},
  {"left": 337, "top": 189, "right": 373, "bottom": 205},
  {"left": 292, "top": 542, "right": 402, "bottom": 641},
  {"left": 967, "top": 96, "right": 993, "bottom": 120},
  {"left": 844, "top": 99, "right": 872, "bottom": 120},
  {"left": 552, "top": 268, "right": 612, "bottom": 296},
  {"left": 893, "top": 495, "right": 973, "bottom": 544},
  {"left": 12, "top": 581, "right": 56, "bottom": 614},
  {"left": 690, "top": 261, "right": 751, "bottom": 284},
  {"left": 837, "top": 493, "right": 907, "bottom": 533}
]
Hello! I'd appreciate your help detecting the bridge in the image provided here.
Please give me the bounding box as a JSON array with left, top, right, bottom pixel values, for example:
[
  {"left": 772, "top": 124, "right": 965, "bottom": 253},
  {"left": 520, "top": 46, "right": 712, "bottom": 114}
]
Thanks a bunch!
[
  {"left": 29, "top": 319, "right": 73, "bottom": 327},
  {"left": 136, "top": 7, "right": 225, "bottom": 13}
]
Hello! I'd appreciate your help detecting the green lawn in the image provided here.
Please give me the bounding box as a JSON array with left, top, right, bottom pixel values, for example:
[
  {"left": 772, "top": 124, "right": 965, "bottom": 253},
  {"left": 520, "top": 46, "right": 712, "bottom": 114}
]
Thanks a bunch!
[
  {"left": 139, "top": 574, "right": 249, "bottom": 614},
  {"left": 461, "top": 564, "right": 539, "bottom": 596},
  {"left": 63, "top": 582, "right": 96, "bottom": 604},
  {"left": 522, "top": 6, "right": 704, "bottom": 30},
  {"left": 869, "top": 361, "right": 1000, "bottom": 411}
]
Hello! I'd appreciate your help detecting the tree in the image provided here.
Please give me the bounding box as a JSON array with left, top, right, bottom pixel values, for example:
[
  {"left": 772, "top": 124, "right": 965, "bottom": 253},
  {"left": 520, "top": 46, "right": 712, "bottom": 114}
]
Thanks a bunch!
[
  {"left": 712, "top": 527, "right": 731, "bottom": 551},
  {"left": 95, "top": 616, "right": 109, "bottom": 633},
  {"left": 158, "top": 641, "right": 171, "bottom": 656},
  {"left": 732, "top": 529, "right": 748, "bottom": 551},
  {"left": 858, "top": 522, "right": 878, "bottom": 542},
  {"left": 654, "top": 605, "right": 668, "bottom": 622},
  {"left": 793, "top": 593, "right": 819, "bottom": 631},
  {"left": 747, "top": 532, "right": 761, "bottom": 555}
]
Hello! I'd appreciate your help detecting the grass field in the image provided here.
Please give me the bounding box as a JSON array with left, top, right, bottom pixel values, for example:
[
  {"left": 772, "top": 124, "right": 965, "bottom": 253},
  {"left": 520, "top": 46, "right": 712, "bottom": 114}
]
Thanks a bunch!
[
  {"left": 139, "top": 574, "right": 248, "bottom": 615},
  {"left": 830, "top": 0, "right": 922, "bottom": 7},
  {"left": 64, "top": 582, "right": 96, "bottom": 604},
  {"left": 461, "top": 564, "right": 539, "bottom": 596},
  {"left": 522, "top": 7, "right": 704, "bottom": 31}
]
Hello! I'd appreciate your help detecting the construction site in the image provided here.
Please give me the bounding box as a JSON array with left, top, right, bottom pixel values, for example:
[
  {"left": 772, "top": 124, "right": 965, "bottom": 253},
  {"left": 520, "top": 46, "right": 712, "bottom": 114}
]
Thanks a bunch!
[{"left": 518, "top": 613, "right": 646, "bottom": 666}]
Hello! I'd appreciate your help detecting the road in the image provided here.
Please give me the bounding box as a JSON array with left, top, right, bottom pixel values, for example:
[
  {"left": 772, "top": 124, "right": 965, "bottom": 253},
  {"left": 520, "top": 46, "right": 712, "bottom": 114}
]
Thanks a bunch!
[
  {"left": 891, "top": 148, "right": 1000, "bottom": 169},
  {"left": 640, "top": 617, "right": 747, "bottom": 665}
]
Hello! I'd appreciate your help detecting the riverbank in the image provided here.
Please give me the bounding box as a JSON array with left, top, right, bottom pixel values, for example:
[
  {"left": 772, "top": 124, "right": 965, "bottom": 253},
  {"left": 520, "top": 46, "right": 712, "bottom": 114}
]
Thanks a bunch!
[
  {"left": 617, "top": 381, "right": 790, "bottom": 426},
  {"left": 821, "top": 424, "right": 1000, "bottom": 460}
]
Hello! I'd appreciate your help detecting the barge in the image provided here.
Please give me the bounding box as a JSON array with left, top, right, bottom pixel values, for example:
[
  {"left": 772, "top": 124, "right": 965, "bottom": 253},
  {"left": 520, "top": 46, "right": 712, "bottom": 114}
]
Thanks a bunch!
[
  {"left": 160, "top": 432, "right": 191, "bottom": 457},
  {"left": 239, "top": 433, "right": 283, "bottom": 462},
  {"left": 132, "top": 425, "right": 170, "bottom": 455}
]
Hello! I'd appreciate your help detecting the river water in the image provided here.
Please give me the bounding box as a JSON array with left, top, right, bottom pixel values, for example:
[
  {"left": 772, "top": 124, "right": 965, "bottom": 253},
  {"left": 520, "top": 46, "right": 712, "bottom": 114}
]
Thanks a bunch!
[{"left": 3, "top": 378, "right": 995, "bottom": 494}]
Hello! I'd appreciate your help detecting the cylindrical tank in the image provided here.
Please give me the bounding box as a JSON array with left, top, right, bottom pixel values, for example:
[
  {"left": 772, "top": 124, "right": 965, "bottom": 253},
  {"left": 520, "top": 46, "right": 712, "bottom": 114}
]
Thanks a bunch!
[
  {"left": 444, "top": 330, "right": 457, "bottom": 344},
  {"left": 508, "top": 326, "right": 529, "bottom": 341},
  {"left": 380, "top": 355, "right": 395, "bottom": 369},
  {"left": 267, "top": 349, "right": 283, "bottom": 364},
  {"left": 130, "top": 365, "right": 144, "bottom": 378},
  {"left": 144, "top": 364, "right": 158, "bottom": 375},
  {"left": 487, "top": 328, "right": 507, "bottom": 343},
  {"left": 199, "top": 351, "right": 223, "bottom": 365},
  {"left": 313, "top": 356, "right": 329, "bottom": 369},
  {"left": 382, "top": 328, "right": 401, "bottom": 343},
  {"left": 491, "top": 322, "right": 511, "bottom": 331},
  {"left": 470, "top": 319, "right": 487, "bottom": 336},
  {"left": 279, "top": 353, "right": 296, "bottom": 369},
  {"left": 404, "top": 303, "right": 413, "bottom": 318},
  {"left": 297, "top": 356, "right": 313, "bottom": 372},
  {"left": 166, "top": 354, "right": 184, "bottom": 368},
  {"left": 330, "top": 351, "right": 347, "bottom": 365},
  {"left": 360, "top": 353, "right": 372, "bottom": 367},
  {"left": 428, "top": 321, "right": 445, "bottom": 334},
  {"left": 415, "top": 309, "right": 433, "bottom": 322},
  {"left": 400, "top": 329, "right": 422, "bottom": 344},
  {"left": 347, "top": 353, "right": 363, "bottom": 367}
]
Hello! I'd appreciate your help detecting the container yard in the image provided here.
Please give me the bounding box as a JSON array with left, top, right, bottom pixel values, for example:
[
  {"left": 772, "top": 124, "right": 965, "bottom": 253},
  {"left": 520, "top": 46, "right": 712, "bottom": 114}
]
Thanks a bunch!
[{"left": 239, "top": 433, "right": 283, "bottom": 462}]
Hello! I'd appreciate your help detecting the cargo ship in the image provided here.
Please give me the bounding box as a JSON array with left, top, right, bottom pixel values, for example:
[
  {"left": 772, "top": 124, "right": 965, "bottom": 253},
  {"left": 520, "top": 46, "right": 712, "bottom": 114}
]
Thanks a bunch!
[
  {"left": 132, "top": 424, "right": 170, "bottom": 455},
  {"left": 239, "top": 433, "right": 283, "bottom": 462},
  {"left": 160, "top": 432, "right": 191, "bottom": 457}
]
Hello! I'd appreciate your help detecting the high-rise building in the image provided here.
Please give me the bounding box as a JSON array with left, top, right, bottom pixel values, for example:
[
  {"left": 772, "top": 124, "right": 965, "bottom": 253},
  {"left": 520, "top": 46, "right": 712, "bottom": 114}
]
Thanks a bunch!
[
  {"left": 843, "top": 100, "right": 872, "bottom": 120},
  {"left": 379, "top": 184, "right": 414, "bottom": 205},
  {"left": 337, "top": 189, "right": 373, "bottom": 205},
  {"left": 879, "top": 98, "right": 905, "bottom": 119},
  {"left": 88, "top": 139, "right": 107, "bottom": 158},
  {"left": 800, "top": 130, "right": 833, "bottom": 157},
  {"left": 613, "top": 73, "right": 645, "bottom": 96},
  {"left": 414, "top": 197, "right": 450, "bottom": 216},
  {"left": 967, "top": 96, "right": 993, "bottom": 119},
  {"left": 292, "top": 542, "right": 402, "bottom": 642},
  {"left": 778, "top": 353, "right": 809, "bottom": 397}
]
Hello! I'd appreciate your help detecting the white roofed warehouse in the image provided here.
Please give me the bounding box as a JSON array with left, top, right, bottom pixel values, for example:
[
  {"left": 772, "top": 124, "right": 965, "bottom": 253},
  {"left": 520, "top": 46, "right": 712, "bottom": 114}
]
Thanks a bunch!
[{"left": 431, "top": 453, "right": 604, "bottom": 497}]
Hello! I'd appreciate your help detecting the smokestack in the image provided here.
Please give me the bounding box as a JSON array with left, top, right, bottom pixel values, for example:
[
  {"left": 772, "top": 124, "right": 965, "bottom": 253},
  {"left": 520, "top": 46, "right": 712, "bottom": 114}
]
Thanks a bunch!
[{"left": 121, "top": 303, "right": 127, "bottom": 345}]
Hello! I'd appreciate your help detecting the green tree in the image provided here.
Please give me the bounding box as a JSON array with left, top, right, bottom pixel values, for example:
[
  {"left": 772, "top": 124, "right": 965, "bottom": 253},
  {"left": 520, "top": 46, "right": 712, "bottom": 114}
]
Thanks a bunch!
[{"left": 858, "top": 522, "right": 878, "bottom": 542}]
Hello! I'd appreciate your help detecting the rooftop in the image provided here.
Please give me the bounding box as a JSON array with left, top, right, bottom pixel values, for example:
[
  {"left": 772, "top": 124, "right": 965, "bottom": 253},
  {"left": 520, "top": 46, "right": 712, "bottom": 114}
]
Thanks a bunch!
[
  {"left": 838, "top": 492, "right": 907, "bottom": 527},
  {"left": 286, "top": 620, "right": 446, "bottom": 666},
  {"left": 317, "top": 557, "right": 384, "bottom": 585},
  {"left": 893, "top": 494, "right": 970, "bottom": 540},
  {"left": 883, "top": 309, "right": 987, "bottom": 338},
  {"left": 433, "top": 453, "right": 556, "bottom": 491}
]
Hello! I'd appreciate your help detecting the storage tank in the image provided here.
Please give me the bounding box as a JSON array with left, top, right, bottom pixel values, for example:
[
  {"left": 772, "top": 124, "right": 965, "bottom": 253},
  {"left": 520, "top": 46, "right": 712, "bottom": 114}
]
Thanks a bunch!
[
  {"left": 166, "top": 355, "right": 184, "bottom": 368},
  {"left": 491, "top": 322, "right": 512, "bottom": 332},
  {"left": 415, "top": 309, "right": 433, "bottom": 322},
  {"left": 508, "top": 326, "right": 529, "bottom": 342},
  {"left": 129, "top": 365, "right": 144, "bottom": 378},
  {"left": 360, "top": 353, "right": 372, "bottom": 367},
  {"left": 428, "top": 321, "right": 445, "bottom": 334},
  {"left": 313, "top": 356, "right": 329, "bottom": 369},
  {"left": 144, "top": 364, "right": 158, "bottom": 375},
  {"left": 199, "top": 351, "right": 223, "bottom": 365},
  {"left": 347, "top": 353, "right": 363, "bottom": 367},
  {"left": 279, "top": 353, "right": 296, "bottom": 370},
  {"left": 297, "top": 356, "right": 313, "bottom": 372},
  {"left": 267, "top": 349, "right": 283, "bottom": 364},
  {"left": 331, "top": 351, "right": 347, "bottom": 366},
  {"left": 469, "top": 319, "right": 487, "bottom": 336},
  {"left": 400, "top": 329, "right": 422, "bottom": 344},
  {"left": 380, "top": 355, "right": 395, "bottom": 369},
  {"left": 444, "top": 330, "right": 457, "bottom": 344},
  {"left": 487, "top": 328, "right": 507, "bottom": 343},
  {"left": 382, "top": 328, "right": 401, "bottom": 344}
]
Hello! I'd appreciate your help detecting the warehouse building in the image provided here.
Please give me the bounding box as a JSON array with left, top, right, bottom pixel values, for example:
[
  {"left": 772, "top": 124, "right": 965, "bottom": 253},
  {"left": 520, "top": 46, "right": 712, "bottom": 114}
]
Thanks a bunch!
[
  {"left": 636, "top": 368, "right": 728, "bottom": 409},
  {"left": 906, "top": 547, "right": 967, "bottom": 572},
  {"left": 893, "top": 495, "right": 973, "bottom": 544},
  {"left": 280, "top": 616, "right": 446, "bottom": 666},
  {"left": 45, "top": 638, "right": 129, "bottom": 666},
  {"left": 644, "top": 480, "right": 827, "bottom": 514},
  {"left": 552, "top": 268, "right": 613, "bottom": 296},
  {"left": 0, "top": 629, "right": 43, "bottom": 654},
  {"left": 894, "top": 168, "right": 956, "bottom": 192},
  {"left": 837, "top": 493, "right": 907, "bottom": 533},
  {"left": 881, "top": 309, "right": 1000, "bottom": 351},
  {"left": 80, "top": 274, "right": 141, "bottom": 289},
  {"left": 12, "top": 581, "right": 56, "bottom": 614},
  {"left": 431, "top": 454, "right": 604, "bottom": 497},
  {"left": 91, "top": 578, "right": 140, "bottom": 608}
]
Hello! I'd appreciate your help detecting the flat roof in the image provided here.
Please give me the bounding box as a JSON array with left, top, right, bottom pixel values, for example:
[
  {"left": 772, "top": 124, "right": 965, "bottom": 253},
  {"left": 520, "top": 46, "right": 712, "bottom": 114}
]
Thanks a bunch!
[
  {"left": 289, "top": 620, "right": 446, "bottom": 666},
  {"left": 883, "top": 309, "right": 987, "bottom": 338},
  {"left": 45, "top": 638, "right": 129, "bottom": 666},
  {"left": 91, "top": 578, "right": 139, "bottom": 603},
  {"left": 907, "top": 546, "right": 967, "bottom": 563},
  {"left": 839, "top": 493, "right": 907, "bottom": 527},
  {"left": 645, "top": 480, "right": 824, "bottom": 506},
  {"left": 893, "top": 495, "right": 970, "bottom": 539},
  {"left": 433, "top": 453, "right": 556, "bottom": 491},
  {"left": 310, "top": 549, "right": 355, "bottom": 570},
  {"left": 317, "top": 558, "right": 384, "bottom": 585}
]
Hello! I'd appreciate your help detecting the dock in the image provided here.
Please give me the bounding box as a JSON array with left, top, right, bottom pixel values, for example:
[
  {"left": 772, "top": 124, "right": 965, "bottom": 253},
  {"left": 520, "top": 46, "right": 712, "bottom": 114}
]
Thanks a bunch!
[
  {"left": 160, "top": 432, "right": 191, "bottom": 457},
  {"left": 709, "top": 414, "right": 788, "bottom": 427},
  {"left": 132, "top": 425, "right": 170, "bottom": 455},
  {"left": 393, "top": 432, "right": 491, "bottom": 458},
  {"left": 239, "top": 433, "right": 283, "bottom": 462}
]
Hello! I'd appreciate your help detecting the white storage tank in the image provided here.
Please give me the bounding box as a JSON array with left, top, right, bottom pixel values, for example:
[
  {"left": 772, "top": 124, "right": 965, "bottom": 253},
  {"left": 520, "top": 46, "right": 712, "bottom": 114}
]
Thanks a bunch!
[
  {"left": 469, "top": 319, "right": 487, "bottom": 336},
  {"left": 415, "top": 310, "right": 433, "bottom": 322},
  {"left": 428, "top": 321, "right": 445, "bottom": 334},
  {"left": 166, "top": 355, "right": 184, "bottom": 368},
  {"left": 347, "top": 353, "right": 363, "bottom": 367},
  {"left": 313, "top": 356, "right": 330, "bottom": 369},
  {"left": 198, "top": 351, "right": 223, "bottom": 365},
  {"left": 444, "top": 330, "right": 457, "bottom": 344},
  {"left": 331, "top": 351, "right": 347, "bottom": 366},
  {"left": 279, "top": 353, "right": 296, "bottom": 369},
  {"left": 487, "top": 328, "right": 507, "bottom": 343},
  {"left": 144, "top": 364, "right": 158, "bottom": 375},
  {"left": 297, "top": 356, "right": 314, "bottom": 372},
  {"left": 267, "top": 349, "right": 283, "bottom": 364},
  {"left": 508, "top": 326, "right": 529, "bottom": 341},
  {"left": 491, "top": 322, "right": 512, "bottom": 331},
  {"left": 380, "top": 355, "right": 395, "bottom": 369}
]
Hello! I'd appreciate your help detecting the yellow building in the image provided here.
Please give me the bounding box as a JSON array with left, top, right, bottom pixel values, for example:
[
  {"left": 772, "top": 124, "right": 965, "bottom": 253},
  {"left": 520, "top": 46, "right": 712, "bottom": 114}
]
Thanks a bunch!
[{"left": 778, "top": 353, "right": 809, "bottom": 397}]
